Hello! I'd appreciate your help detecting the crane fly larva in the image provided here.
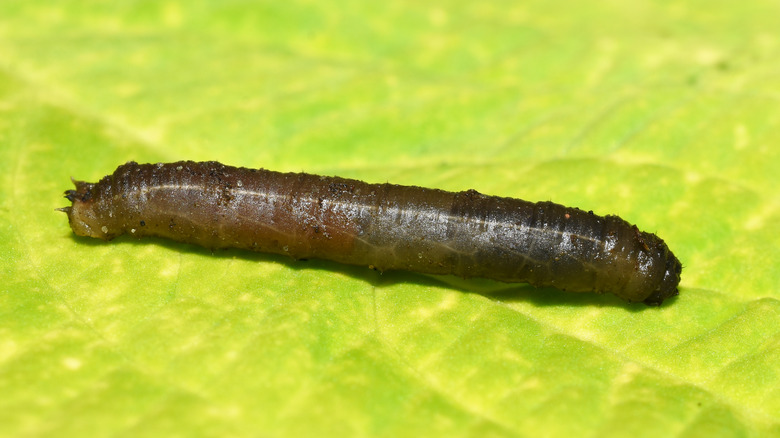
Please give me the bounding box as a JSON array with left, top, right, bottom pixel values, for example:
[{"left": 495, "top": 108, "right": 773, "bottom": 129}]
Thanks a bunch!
[{"left": 60, "top": 161, "right": 682, "bottom": 305}]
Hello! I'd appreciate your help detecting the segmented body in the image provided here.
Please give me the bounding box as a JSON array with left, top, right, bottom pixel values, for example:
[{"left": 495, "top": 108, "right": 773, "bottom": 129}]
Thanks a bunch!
[{"left": 62, "top": 161, "right": 682, "bottom": 304}]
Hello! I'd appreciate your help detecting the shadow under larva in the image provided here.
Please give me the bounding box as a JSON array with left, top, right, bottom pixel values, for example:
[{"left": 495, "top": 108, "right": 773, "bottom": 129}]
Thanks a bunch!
[{"left": 59, "top": 161, "right": 682, "bottom": 305}]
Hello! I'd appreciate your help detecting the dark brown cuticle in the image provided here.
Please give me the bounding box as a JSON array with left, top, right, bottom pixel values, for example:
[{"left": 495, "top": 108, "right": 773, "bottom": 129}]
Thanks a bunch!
[{"left": 61, "top": 161, "right": 682, "bottom": 305}]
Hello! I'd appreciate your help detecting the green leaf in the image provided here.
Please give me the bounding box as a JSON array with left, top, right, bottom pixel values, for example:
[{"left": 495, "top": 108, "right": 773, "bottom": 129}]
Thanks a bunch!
[{"left": 2, "top": 1, "right": 779, "bottom": 437}]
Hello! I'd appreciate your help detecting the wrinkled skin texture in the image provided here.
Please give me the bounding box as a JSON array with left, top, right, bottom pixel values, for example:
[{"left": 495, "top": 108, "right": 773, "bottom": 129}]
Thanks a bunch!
[{"left": 62, "top": 161, "right": 682, "bottom": 305}]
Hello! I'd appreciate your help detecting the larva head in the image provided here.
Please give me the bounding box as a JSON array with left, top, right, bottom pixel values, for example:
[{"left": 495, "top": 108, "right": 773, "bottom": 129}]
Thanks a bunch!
[
  {"left": 59, "top": 179, "right": 117, "bottom": 240},
  {"left": 642, "top": 251, "right": 682, "bottom": 305},
  {"left": 622, "top": 229, "right": 682, "bottom": 306}
]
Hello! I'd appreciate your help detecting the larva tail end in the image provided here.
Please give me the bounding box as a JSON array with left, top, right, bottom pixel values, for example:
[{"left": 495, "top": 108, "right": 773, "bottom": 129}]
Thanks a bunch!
[{"left": 61, "top": 178, "right": 115, "bottom": 240}]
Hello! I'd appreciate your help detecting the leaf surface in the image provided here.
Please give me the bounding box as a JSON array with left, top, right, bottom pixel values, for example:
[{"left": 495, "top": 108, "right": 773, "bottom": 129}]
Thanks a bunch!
[{"left": 1, "top": 1, "right": 779, "bottom": 437}]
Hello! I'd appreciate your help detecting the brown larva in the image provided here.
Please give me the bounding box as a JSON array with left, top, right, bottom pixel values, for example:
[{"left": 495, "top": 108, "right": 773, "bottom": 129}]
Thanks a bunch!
[{"left": 60, "top": 161, "right": 682, "bottom": 305}]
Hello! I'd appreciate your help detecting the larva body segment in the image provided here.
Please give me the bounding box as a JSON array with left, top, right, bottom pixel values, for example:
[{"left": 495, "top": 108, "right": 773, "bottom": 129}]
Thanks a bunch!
[{"left": 62, "top": 161, "right": 682, "bottom": 305}]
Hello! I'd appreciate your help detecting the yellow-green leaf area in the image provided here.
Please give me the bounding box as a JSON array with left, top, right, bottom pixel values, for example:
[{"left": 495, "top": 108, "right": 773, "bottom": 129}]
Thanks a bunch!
[{"left": 1, "top": 1, "right": 778, "bottom": 437}]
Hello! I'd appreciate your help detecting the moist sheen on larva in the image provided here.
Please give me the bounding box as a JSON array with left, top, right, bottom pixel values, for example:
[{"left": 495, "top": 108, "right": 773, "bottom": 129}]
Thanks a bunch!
[{"left": 60, "top": 161, "right": 682, "bottom": 305}]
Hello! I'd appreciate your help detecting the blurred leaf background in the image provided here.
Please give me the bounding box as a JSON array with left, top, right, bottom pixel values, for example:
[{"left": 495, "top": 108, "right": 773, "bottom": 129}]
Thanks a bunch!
[{"left": 1, "top": 1, "right": 779, "bottom": 437}]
